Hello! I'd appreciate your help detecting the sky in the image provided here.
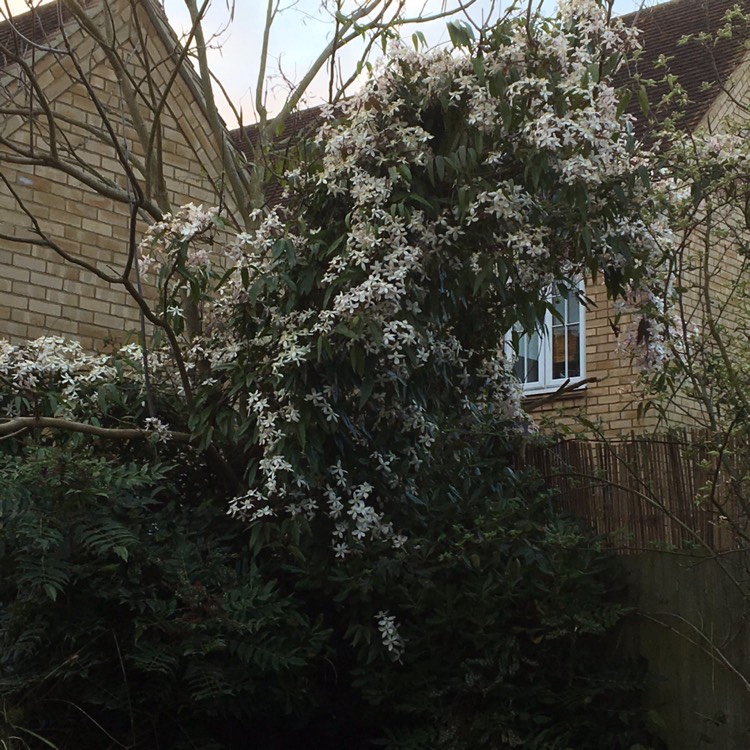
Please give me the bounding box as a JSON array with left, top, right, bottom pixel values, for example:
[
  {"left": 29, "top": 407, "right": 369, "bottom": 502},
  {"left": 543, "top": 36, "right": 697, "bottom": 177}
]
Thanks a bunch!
[{"left": 3, "top": 0, "right": 647, "bottom": 127}]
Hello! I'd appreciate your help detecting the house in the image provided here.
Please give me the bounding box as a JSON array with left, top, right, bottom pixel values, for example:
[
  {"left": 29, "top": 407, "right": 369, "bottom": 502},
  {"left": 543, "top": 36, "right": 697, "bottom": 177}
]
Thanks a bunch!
[
  {"left": 0, "top": 0, "right": 243, "bottom": 348},
  {"left": 3, "top": 5, "right": 749, "bottom": 744},
  {"left": 1, "top": 0, "right": 748, "bottom": 436}
]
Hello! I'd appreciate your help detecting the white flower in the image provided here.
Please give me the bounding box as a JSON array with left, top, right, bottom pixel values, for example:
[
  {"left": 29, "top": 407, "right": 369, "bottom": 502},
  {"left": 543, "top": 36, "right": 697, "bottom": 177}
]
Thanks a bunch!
[
  {"left": 144, "top": 417, "right": 171, "bottom": 442},
  {"left": 375, "top": 610, "right": 405, "bottom": 659},
  {"left": 333, "top": 542, "right": 351, "bottom": 559}
]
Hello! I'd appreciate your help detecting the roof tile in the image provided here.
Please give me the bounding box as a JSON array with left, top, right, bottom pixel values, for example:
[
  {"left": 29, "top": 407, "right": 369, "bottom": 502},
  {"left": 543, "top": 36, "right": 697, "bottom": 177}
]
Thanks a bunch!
[
  {"left": 620, "top": 0, "right": 750, "bottom": 134},
  {"left": 0, "top": 0, "right": 98, "bottom": 71}
]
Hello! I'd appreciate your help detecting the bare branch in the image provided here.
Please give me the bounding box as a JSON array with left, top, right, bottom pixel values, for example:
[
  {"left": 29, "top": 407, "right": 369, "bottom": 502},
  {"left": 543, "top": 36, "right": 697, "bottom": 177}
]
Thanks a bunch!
[
  {"left": 0, "top": 415, "right": 192, "bottom": 443},
  {"left": 183, "top": 0, "right": 252, "bottom": 225},
  {"left": 525, "top": 377, "right": 598, "bottom": 412}
]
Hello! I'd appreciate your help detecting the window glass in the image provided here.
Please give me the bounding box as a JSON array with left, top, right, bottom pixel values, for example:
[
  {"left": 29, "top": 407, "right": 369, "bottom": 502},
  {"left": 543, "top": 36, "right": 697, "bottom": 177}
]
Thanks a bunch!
[
  {"left": 513, "top": 328, "right": 541, "bottom": 384},
  {"left": 509, "top": 283, "right": 585, "bottom": 392}
]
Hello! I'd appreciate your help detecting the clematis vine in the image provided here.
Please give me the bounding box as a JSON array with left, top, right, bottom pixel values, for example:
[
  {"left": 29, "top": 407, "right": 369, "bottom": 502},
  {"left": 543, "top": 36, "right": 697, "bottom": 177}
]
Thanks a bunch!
[{"left": 196, "top": 0, "right": 668, "bottom": 551}]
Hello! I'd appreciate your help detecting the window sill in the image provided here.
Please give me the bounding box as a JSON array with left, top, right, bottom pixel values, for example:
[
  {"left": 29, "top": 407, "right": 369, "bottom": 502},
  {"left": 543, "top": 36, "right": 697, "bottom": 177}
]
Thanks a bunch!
[{"left": 521, "top": 381, "right": 589, "bottom": 402}]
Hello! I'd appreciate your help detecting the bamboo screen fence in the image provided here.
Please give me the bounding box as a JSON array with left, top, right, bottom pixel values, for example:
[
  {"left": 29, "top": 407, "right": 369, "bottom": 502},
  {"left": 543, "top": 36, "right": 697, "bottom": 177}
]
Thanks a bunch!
[{"left": 521, "top": 431, "right": 750, "bottom": 553}]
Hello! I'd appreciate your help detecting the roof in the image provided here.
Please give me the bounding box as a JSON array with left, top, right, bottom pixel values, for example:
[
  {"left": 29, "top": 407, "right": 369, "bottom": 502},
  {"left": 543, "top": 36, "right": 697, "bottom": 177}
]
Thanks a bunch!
[
  {"left": 230, "top": 104, "right": 327, "bottom": 165},
  {"left": 0, "top": 0, "right": 98, "bottom": 70},
  {"left": 0, "top": 0, "right": 173, "bottom": 72},
  {"left": 620, "top": 0, "right": 750, "bottom": 134},
  {"left": 0, "top": 0, "right": 218, "bottom": 138},
  {"left": 230, "top": 104, "right": 331, "bottom": 207}
]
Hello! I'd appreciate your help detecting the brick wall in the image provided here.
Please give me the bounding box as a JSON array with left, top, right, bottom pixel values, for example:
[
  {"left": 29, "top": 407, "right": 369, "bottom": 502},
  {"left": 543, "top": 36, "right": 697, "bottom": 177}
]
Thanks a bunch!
[{"left": 0, "top": 0, "right": 231, "bottom": 349}]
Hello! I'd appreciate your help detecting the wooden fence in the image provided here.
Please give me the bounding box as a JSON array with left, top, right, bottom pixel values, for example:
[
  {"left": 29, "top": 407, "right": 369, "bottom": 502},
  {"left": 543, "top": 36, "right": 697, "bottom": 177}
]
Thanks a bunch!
[
  {"left": 521, "top": 431, "right": 750, "bottom": 553},
  {"left": 522, "top": 433, "right": 750, "bottom": 747}
]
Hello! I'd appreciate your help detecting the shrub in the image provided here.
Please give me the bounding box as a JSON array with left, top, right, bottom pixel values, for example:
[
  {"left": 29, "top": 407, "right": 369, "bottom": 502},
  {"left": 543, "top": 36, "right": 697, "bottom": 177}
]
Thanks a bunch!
[{"left": 0, "top": 433, "right": 661, "bottom": 749}]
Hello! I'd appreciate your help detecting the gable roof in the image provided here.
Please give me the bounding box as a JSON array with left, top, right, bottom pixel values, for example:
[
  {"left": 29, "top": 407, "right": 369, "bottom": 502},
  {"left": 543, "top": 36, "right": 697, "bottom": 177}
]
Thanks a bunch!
[
  {"left": 0, "top": 1, "right": 177, "bottom": 73},
  {"left": 230, "top": 104, "right": 327, "bottom": 166},
  {"left": 0, "top": 0, "right": 221, "bottom": 137},
  {"left": 229, "top": 105, "right": 329, "bottom": 207},
  {"left": 620, "top": 0, "right": 750, "bottom": 134}
]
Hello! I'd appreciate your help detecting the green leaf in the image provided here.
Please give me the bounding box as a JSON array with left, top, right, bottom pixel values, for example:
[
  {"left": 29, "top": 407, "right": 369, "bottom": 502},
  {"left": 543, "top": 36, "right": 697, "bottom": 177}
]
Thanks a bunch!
[
  {"left": 637, "top": 84, "right": 650, "bottom": 117},
  {"left": 581, "top": 226, "right": 592, "bottom": 253},
  {"left": 447, "top": 21, "right": 475, "bottom": 49},
  {"left": 359, "top": 375, "right": 376, "bottom": 409},
  {"left": 409, "top": 192, "right": 436, "bottom": 212},
  {"left": 616, "top": 88, "right": 632, "bottom": 119},
  {"left": 350, "top": 345, "right": 365, "bottom": 375},
  {"left": 334, "top": 324, "right": 359, "bottom": 339},
  {"left": 43, "top": 583, "right": 58, "bottom": 602},
  {"left": 435, "top": 155, "right": 445, "bottom": 181}
]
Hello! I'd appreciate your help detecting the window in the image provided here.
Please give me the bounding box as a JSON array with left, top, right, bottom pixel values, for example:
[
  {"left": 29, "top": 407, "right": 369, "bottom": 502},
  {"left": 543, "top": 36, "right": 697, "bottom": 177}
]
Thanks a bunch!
[{"left": 508, "top": 283, "right": 586, "bottom": 394}]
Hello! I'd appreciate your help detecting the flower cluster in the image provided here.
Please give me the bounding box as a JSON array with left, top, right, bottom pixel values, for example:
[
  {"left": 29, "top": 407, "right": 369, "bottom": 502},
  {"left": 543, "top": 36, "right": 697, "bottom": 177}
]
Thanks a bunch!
[
  {"left": 144, "top": 416, "right": 172, "bottom": 443},
  {"left": 139, "top": 203, "right": 219, "bottom": 274},
  {"left": 0, "top": 337, "right": 118, "bottom": 417},
  {"left": 375, "top": 610, "right": 405, "bottom": 661}
]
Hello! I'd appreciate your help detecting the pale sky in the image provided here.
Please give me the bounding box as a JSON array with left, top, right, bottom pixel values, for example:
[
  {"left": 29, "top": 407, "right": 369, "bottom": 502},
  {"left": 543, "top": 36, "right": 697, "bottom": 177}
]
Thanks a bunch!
[{"left": 2, "top": 0, "right": 645, "bottom": 127}]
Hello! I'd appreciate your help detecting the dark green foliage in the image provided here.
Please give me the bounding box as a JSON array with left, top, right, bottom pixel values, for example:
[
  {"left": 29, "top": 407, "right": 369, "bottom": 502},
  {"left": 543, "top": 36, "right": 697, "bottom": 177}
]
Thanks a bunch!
[
  {"left": 250, "top": 436, "right": 662, "bottom": 750},
  {"left": 0, "top": 433, "right": 661, "bottom": 749},
  {"left": 0, "top": 443, "right": 329, "bottom": 749}
]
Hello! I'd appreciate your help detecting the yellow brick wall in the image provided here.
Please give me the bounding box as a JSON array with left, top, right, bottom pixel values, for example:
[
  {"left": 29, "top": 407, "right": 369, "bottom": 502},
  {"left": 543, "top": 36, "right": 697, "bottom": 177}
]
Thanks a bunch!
[{"left": 0, "top": 0, "right": 232, "bottom": 349}]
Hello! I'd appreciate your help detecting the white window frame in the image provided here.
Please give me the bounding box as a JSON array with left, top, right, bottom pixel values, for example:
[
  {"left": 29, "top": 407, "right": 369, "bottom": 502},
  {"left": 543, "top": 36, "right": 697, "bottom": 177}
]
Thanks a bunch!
[{"left": 507, "top": 282, "right": 586, "bottom": 395}]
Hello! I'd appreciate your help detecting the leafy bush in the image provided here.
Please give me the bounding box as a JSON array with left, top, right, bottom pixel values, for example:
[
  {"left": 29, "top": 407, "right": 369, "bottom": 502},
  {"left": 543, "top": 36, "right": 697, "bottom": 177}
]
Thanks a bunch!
[
  {"left": 247, "top": 431, "right": 661, "bottom": 750},
  {"left": 0, "top": 443, "right": 329, "bottom": 749},
  {"left": 0, "top": 433, "right": 661, "bottom": 749},
  {"left": 0, "top": 3, "right": 666, "bottom": 748}
]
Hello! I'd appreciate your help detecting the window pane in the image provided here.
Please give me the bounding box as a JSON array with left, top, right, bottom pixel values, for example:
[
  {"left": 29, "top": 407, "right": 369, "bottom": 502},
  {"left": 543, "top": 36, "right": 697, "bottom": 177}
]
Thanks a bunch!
[
  {"left": 525, "top": 332, "right": 540, "bottom": 382},
  {"left": 553, "top": 293, "right": 566, "bottom": 321},
  {"left": 526, "top": 355, "right": 539, "bottom": 382},
  {"left": 550, "top": 285, "right": 582, "bottom": 381},
  {"left": 568, "top": 294, "right": 580, "bottom": 324},
  {"left": 567, "top": 329, "right": 580, "bottom": 377},
  {"left": 527, "top": 330, "right": 540, "bottom": 360},
  {"left": 552, "top": 329, "right": 566, "bottom": 379},
  {"left": 513, "top": 329, "right": 541, "bottom": 384}
]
